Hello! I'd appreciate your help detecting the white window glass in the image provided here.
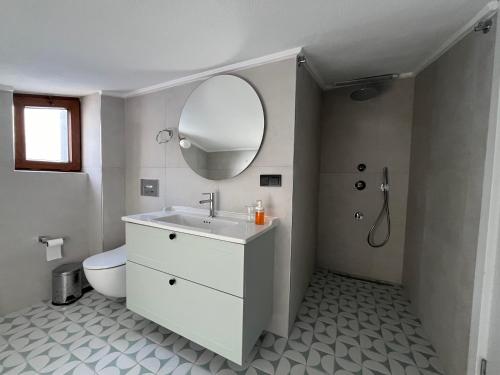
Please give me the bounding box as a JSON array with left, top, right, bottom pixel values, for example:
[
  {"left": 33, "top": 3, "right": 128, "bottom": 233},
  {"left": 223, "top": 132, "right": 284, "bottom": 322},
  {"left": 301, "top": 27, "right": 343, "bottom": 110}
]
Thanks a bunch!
[{"left": 24, "top": 107, "right": 69, "bottom": 162}]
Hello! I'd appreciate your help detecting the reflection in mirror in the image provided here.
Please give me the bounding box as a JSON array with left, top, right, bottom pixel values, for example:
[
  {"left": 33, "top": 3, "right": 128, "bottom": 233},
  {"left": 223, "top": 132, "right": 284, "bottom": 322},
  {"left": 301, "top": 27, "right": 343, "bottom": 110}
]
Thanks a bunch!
[{"left": 179, "top": 75, "right": 264, "bottom": 180}]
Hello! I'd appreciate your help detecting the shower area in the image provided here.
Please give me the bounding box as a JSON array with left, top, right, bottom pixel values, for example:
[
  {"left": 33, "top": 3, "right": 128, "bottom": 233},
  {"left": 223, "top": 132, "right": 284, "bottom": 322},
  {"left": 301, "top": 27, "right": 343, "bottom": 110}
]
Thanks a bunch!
[
  {"left": 317, "top": 77, "right": 414, "bottom": 283},
  {"left": 314, "top": 17, "right": 496, "bottom": 374}
]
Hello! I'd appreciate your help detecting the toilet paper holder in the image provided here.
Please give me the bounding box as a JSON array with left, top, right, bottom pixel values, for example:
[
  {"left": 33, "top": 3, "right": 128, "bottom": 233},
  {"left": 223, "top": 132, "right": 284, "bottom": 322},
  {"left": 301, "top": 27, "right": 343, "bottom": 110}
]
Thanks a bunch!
[{"left": 39, "top": 236, "right": 65, "bottom": 245}]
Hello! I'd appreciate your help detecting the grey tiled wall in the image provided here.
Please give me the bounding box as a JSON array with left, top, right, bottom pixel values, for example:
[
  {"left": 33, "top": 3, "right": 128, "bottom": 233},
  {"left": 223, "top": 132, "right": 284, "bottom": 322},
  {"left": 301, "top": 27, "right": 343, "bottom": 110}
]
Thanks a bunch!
[
  {"left": 404, "top": 25, "right": 495, "bottom": 375},
  {"left": 317, "top": 78, "right": 415, "bottom": 283}
]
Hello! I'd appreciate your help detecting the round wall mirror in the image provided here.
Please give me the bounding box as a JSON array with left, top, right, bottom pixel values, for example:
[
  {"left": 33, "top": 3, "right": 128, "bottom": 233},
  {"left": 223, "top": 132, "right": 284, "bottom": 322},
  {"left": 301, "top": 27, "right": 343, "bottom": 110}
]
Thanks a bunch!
[{"left": 178, "top": 75, "right": 264, "bottom": 180}]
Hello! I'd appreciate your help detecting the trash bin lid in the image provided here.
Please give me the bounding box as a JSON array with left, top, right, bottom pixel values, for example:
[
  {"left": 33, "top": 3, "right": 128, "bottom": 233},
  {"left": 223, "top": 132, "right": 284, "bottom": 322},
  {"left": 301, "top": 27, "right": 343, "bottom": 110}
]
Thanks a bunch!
[{"left": 52, "top": 262, "right": 82, "bottom": 276}]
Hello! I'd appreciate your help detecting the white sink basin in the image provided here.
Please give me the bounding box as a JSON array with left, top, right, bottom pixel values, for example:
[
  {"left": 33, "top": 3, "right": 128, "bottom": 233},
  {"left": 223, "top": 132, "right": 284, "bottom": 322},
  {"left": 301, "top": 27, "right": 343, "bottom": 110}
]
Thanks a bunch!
[
  {"left": 154, "top": 214, "right": 239, "bottom": 231},
  {"left": 122, "top": 206, "right": 278, "bottom": 244}
]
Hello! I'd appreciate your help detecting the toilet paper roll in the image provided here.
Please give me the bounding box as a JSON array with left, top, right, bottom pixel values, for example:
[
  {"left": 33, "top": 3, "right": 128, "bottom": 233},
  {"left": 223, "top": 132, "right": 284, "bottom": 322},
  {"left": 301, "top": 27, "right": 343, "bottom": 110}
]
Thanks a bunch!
[{"left": 46, "top": 238, "right": 63, "bottom": 261}]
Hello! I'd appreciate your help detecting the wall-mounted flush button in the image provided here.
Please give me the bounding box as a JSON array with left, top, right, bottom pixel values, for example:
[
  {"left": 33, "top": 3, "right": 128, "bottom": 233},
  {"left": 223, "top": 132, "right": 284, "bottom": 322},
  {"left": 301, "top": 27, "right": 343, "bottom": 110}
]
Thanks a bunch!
[
  {"left": 354, "top": 180, "right": 366, "bottom": 190},
  {"left": 357, "top": 163, "right": 366, "bottom": 172},
  {"left": 141, "top": 179, "right": 159, "bottom": 197}
]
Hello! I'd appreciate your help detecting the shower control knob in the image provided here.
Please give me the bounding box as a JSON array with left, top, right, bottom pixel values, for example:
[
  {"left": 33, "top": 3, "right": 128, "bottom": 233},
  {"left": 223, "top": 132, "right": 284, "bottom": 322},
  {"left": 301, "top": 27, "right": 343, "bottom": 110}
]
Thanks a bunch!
[
  {"left": 169, "top": 233, "right": 176, "bottom": 240},
  {"left": 357, "top": 163, "right": 366, "bottom": 172},
  {"left": 354, "top": 212, "right": 364, "bottom": 221},
  {"left": 354, "top": 181, "right": 366, "bottom": 190}
]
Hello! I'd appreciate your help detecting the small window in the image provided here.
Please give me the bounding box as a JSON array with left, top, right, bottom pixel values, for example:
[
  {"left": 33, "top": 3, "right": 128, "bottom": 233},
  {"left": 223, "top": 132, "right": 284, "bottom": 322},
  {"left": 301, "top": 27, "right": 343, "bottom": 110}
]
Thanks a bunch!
[{"left": 14, "top": 94, "right": 81, "bottom": 172}]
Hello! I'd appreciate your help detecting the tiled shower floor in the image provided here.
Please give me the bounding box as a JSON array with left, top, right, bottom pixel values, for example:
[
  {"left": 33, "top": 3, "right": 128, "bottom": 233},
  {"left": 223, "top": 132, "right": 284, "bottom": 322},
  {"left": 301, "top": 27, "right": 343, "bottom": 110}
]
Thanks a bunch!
[{"left": 0, "top": 269, "right": 444, "bottom": 374}]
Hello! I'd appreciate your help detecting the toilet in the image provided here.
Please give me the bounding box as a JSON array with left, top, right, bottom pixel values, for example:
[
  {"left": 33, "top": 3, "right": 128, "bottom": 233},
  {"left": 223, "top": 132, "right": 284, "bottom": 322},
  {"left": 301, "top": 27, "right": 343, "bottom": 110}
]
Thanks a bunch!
[{"left": 83, "top": 245, "right": 126, "bottom": 298}]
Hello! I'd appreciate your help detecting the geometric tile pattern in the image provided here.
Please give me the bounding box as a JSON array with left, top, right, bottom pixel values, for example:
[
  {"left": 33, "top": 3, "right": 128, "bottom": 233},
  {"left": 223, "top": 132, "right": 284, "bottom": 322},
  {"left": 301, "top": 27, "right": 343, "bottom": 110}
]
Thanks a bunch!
[{"left": 0, "top": 268, "right": 444, "bottom": 374}]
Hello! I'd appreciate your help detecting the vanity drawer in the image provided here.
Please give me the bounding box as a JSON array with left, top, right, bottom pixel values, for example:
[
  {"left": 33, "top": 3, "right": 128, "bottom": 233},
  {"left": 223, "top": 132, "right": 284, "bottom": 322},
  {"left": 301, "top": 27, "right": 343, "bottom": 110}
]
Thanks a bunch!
[
  {"left": 126, "top": 223, "right": 245, "bottom": 297},
  {"left": 127, "top": 261, "right": 244, "bottom": 363}
]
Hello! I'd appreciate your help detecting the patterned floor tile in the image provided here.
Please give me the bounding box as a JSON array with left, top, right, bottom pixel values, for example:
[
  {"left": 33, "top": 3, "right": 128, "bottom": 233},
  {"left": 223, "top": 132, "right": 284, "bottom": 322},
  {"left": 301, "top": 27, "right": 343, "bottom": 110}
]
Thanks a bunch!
[
  {"left": 259, "top": 333, "right": 287, "bottom": 356},
  {"left": 140, "top": 345, "right": 179, "bottom": 373},
  {"left": 0, "top": 269, "right": 446, "bottom": 374}
]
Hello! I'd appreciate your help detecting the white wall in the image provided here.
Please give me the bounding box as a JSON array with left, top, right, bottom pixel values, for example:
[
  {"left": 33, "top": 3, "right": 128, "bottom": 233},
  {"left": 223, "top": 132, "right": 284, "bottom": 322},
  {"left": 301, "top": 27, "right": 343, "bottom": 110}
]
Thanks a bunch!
[
  {"left": 486, "top": 240, "right": 500, "bottom": 374},
  {"left": 464, "top": 15, "right": 500, "bottom": 375},
  {"left": 317, "top": 79, "right": 414, "bottom": 283},
  {"left": 82, "top": 94, "right": 126, "bottom": 255},
  {"left": 101, "top": 95, "right": 126, "bottom": 250},
  {"left": 0, "top": 90, "right": 89, "bottom": 315},
  {"left": 124, "top": 58, "right": 298, "bottom": 337},
  {"left": 81, "top": 93, "right": 103, "bottom": 255}
]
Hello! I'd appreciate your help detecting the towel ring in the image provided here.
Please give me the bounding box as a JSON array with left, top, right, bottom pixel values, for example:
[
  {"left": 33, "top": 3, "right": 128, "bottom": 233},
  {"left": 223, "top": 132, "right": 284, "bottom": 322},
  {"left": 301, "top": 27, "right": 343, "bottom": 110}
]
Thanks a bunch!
[{"left": 156, "top": 128, "right": 174, "bottom": 144}]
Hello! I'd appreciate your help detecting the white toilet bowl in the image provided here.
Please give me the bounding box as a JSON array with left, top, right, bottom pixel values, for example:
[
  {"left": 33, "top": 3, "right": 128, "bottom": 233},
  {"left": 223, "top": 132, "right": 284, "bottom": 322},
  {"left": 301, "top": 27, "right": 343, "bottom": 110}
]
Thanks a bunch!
[{"left": 83, "top": 245, "right": 126, "bottom": 298}]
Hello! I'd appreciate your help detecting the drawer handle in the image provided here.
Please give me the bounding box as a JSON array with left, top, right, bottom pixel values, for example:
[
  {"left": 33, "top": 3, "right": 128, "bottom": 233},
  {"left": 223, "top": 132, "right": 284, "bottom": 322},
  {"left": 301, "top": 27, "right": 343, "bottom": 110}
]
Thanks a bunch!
[
  {"left": 169, "top": 278, "right": 176, "bottom": 286},
  {"left": 169, "top": 233, "right": 176, "bottom": 240}
]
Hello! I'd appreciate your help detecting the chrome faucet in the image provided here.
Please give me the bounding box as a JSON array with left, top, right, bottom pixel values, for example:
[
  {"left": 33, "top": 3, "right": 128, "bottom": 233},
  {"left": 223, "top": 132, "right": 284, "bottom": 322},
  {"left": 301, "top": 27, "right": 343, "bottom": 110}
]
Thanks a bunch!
[{"left": 199, "top": 193, "right": 216, "bottom": 217}]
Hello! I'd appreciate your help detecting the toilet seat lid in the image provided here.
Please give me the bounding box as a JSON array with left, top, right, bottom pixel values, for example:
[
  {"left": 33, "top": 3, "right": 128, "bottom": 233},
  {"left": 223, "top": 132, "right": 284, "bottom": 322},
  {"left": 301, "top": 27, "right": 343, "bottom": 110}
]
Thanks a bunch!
[{"left": 83, "top": 246, "right": 126, "bottom": 270}]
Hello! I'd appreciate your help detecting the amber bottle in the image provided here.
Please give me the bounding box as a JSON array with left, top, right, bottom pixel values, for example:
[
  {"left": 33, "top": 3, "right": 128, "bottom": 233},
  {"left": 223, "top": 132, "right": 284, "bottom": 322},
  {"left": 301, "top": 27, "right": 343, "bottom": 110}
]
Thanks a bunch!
[{"left": 255, "top": 200, "right": 265, "bottom": 225}]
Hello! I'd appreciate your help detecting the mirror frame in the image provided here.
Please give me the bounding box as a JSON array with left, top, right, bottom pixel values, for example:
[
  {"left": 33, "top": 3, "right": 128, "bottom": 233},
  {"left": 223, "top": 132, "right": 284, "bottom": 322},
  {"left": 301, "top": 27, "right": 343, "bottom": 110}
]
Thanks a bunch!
[{"left": 178, "top": 74, "right": 265, "bottom": 180}]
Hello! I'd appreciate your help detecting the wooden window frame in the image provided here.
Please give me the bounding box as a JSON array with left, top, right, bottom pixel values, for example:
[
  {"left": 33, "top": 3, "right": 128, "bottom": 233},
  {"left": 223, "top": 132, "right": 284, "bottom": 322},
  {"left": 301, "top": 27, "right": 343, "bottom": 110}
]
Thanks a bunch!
[{"left": 14, "top": 94, "right": 81, "bottom": 172}]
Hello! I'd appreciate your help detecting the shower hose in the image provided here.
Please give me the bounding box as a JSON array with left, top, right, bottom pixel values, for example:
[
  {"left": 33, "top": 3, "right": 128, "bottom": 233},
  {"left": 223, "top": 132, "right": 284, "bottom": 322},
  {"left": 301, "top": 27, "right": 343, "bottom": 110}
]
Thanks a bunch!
[{"left": 367, "top": 167, "right": 391, "bottom": 247}]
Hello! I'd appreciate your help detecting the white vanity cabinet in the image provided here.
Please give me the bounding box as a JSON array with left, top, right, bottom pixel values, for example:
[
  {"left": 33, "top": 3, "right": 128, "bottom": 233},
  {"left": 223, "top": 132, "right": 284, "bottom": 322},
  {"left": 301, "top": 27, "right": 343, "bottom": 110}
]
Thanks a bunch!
[{"left": 125, "top": 221, "right": 275, "bottom": 365}]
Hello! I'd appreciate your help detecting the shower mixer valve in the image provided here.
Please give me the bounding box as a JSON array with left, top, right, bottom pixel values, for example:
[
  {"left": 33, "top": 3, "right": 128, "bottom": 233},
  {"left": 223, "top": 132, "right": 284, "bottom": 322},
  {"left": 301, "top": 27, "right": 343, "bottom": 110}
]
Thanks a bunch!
[{"left": 354, "top": 181, "right": 366, "bottom": 190}]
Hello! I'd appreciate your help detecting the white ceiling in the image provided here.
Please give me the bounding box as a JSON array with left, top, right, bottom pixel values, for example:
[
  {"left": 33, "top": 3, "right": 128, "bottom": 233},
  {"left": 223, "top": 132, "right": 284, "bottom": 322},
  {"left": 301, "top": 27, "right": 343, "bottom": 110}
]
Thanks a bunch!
[{"left": 0, "top": 0, "right": 493, "bottom": 96}]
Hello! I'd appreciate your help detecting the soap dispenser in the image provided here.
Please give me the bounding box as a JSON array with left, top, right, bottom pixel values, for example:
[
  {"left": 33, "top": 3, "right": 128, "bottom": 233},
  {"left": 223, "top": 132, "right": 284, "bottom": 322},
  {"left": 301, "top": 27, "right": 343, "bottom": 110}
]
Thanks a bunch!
[{"left": 255, "top": 200, "right": 265, "bottom": 225}]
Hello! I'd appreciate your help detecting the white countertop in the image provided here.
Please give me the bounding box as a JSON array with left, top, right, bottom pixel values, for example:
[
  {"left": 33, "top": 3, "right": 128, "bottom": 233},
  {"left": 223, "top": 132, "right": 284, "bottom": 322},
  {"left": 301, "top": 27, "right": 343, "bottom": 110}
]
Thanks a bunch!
[{"left": 121, "top": 206, "right": 279, "bottom": 244}]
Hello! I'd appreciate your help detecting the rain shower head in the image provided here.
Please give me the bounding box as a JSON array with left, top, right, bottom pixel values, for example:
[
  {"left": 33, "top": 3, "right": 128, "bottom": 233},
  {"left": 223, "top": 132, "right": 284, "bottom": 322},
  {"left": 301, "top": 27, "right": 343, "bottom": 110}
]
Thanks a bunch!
[
  {"left": 350, "top": 85, "right": 380, "bottom": 101},
  {"left": 334, "top": 73, "right": 400, "bottom": 102}
]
